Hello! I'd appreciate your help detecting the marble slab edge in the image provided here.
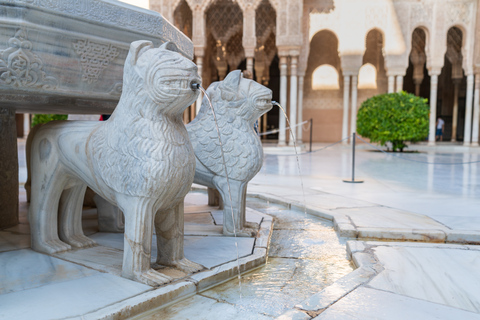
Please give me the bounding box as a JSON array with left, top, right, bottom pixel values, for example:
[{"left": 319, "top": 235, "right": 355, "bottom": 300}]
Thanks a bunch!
[
  {"left": 246, "top": 191, "right": 480, "bottom": 245},
  {"left": 275, "top": 242, "right": 381, "bottom": 320},
  {"left": 80, "top": 208, "right": 274, "bottom": 320}
]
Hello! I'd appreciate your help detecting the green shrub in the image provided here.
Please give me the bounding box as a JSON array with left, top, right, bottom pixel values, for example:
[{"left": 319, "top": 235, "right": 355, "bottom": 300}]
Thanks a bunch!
[
  {"left": 31, "top": 114, "right": 68, "bottom": 127},
  {"left": 356, "top": 92, "right": 429, "bottom": 152}
]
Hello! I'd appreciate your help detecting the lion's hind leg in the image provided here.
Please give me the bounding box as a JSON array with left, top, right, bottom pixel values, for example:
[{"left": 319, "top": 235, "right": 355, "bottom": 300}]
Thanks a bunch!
[
  {"left": 29, "top": 137, "right": 71, "bottom": 254},
  {"left": 58, "top": 182, "right": 96, "bottom": 249}
]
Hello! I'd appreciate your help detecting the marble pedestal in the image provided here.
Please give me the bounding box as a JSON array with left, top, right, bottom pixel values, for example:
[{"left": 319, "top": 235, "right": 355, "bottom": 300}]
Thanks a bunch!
[{"left": 0, "top": 108, "right": 18, "bottom": 229}]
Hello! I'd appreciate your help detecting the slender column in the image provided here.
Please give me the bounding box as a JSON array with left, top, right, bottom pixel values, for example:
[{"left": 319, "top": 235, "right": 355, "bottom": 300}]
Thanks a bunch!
[
  {"left": 428, "top": 73, "right": 439, "bottom": 146},
  {"left": 246, "top": 57, "right": 254, "bottom": 75},
  {"left": 297, "top": 75, "right": 304, "bottom": 143},
  {"left": 451, "top": 79, "right": 460, "bottom": 142},
  {"left": 464, "top": 74, "right": 474, "bottom": 145},
  {"left": 23, "top": 113, "right": 30, "bottom": 138},
  {"left": 278, "top": 55, "right": 288, "bottom": 146},
  {"left": 342, "top": 75, "right": 350, "bottom": 144},
  {"left": 472, "top": 74, "right": 480, "bottom": 146},
  {"left": 0, "top": 108, "right": 19, "bottom": 229},
  {"left": 388, "top": 75, "right": 395, "bottom": 93},
  {"left": 350, "top": 75, "right": 358, "bottom": 139},
  {"left": 414, "top": 79, "right": 422, "bottom": 96},
  {"left": 395, "top": 75, "right": 403, "bottom": 93},
  {"left": 195, "top": 56, "right": 203, "bottom": 115},
  {"left": 289, "top": 56, "right": 298, "bottom": 146}
]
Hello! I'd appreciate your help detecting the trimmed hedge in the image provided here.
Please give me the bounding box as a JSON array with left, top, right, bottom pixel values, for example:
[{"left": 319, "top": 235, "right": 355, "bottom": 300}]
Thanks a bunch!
[
  {"left": 32, "top": 114, "right": 68, "bottom": 127},
  {"left": 356, "top": 92, "right": 429, "bottom": 152}
]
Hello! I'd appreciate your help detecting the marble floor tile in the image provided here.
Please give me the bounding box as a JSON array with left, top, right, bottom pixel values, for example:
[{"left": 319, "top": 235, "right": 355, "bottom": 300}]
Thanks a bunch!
[
  {"left": 210, "top": 208, "right": 264, "bottom": 226},
  {"left": 185, "top": 211, "right": 215, "bottom": 225},
  {"left": 0, "top": 249, "right": 99, "bottom": 294},
  {"left": 314, "top": 287, "right": 480, "bottom": 320},
  {"left": 0, "top": 231, "right": 30, "bottom": 252},
  {"left": 0, "top": 273, "right": 151, "bottom": 320},
  {"left": 333, "top": 206, "right": 450, "bottom": 230},
  {"left": 185, "top": 224, "right": 223, "bottom": 236},
  {"left": 183, "top": 236, "right": 255, "bottom": 269},
  {"left": 54, "top": 246, "right": 124, "bottom": 276},
  {"left": 137, "top": 294, "right": 272, "bottom": 320},
  {"left": 89, "top": 233, "right": 255, "bottom": 269},
  {"left": 369, "top": 245, "right": 480, "bottom": 313}
]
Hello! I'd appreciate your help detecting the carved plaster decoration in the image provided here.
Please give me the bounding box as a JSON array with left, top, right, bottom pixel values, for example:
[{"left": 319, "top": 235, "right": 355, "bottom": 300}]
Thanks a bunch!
[
  {"left": 28, "top": 40, "right": 202, "bottom": 286},
  {"left": 256, "top": 0, "right": 276, "bottom": 44},
  {"left": 108, "top": 82, "right": 123, "bottom": 96},
  {"left": 174, "top": 0, "right": 193, "bottom": 39},
  {"left": 364, "top": 5, "right": 388, "bottom": 31},
  {"left": 206, "top": 0, "right": 243, "bottom": 44},
  {"left": 446, "top": 1, "right": 473, "bottom": 26},
  {"left": 187, "top": 70, "right": 272, "bottom": 236},
  {"left": 73, "top": 39, "right": 120, "bottom": 84},
  {"left": 410, "top": 2, "right": 433, "bottom": 26},
  {"left": 0, "top": 28, "right": 57, "bottom": 90}
]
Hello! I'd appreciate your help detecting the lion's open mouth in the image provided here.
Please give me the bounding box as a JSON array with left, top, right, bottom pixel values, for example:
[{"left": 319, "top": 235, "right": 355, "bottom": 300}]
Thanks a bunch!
[
  {"left": 256, "top": 95, "right": 273, "bottom": 110},
  {"left": 160, "top": 79, "right": 191, "bottom": 89}
]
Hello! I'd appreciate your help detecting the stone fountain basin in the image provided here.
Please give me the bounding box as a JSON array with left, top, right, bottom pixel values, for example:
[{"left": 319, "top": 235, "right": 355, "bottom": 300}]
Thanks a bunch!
[{"left": 0, "top": 0, "right": 193, "bottom": 114}]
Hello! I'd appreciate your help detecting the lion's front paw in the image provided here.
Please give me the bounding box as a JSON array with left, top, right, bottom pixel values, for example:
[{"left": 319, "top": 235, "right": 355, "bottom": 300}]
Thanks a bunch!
[
  {"left": 172, "top": 258, "right": 204, "bottom": 274},
  {"left": 136, "top": 269, "right": 173, "bottom": 287},
  {"left": 67, "top": 235, "right": 97, "bottom": 249},
  {"left": 224, "top": 227, "right": 257, "bottom": 237},
  {"left": 33, "top": 239, "right": 72, "bottom": 254}
]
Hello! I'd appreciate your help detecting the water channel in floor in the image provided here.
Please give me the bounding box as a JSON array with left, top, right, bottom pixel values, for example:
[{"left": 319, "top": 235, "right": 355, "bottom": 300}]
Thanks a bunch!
[{"left": 135, "top": 197, "right": 354, "bottom": 319}]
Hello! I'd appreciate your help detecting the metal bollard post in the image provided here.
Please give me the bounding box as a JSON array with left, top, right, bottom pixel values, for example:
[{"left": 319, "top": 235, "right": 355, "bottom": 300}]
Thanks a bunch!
[
  {"left": 309, "top": 118, "right": 313, "bottom": 152},
  {"left": 343, "top": 132, "right": 364, "bottom": 183}
]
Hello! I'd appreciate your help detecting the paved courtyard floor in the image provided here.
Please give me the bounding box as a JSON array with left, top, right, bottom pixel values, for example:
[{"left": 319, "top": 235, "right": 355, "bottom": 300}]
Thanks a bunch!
[{"left": 5, "top": 139, "right": 480, "bottom": 319}]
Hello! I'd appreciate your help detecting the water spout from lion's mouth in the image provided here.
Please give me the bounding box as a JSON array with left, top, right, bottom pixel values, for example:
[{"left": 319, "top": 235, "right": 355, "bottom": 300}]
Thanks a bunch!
[{"left": 191, "top": 82, "right": 201, "bottom": 91}]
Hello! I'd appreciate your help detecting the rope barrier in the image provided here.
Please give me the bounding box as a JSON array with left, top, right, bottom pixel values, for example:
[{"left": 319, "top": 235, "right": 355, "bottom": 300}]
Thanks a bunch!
[
  {"left": 259, "top": 120, "right": 310, "bottom": 136},
  {"left": 356, "top": 135, "right": 480, "bottom": 165}
]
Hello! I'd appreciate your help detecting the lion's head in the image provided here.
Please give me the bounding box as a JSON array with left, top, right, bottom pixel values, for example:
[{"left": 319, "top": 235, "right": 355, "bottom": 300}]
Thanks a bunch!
[
  {"left": 203, "top": 70, "right": 272, "bottom": 125},
  {"left": 122, "top": 40, "right": 201, "bottom": 116}
]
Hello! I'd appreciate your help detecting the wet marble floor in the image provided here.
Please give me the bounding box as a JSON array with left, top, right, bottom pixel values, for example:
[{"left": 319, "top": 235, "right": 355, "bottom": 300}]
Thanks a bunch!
[{"left": 134, "top": 199, "right": 353, "bottom": 319}]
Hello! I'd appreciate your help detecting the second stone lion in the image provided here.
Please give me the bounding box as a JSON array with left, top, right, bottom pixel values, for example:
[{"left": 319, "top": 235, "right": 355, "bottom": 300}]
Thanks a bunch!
[{"left": 188, "top": 70, "right": 272, "bottom": 236}]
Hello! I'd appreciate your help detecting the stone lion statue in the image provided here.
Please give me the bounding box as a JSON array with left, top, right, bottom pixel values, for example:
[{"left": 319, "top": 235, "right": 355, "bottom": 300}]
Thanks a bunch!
[
  {"left": 187, "top": 70, "right": 272, "bottom": 236},
  {"left": 28, "top": 40, "right": 202, "bottom": 286}
]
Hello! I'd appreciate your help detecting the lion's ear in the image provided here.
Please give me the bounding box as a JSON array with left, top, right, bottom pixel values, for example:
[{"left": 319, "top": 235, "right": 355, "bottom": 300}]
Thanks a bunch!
[
  {"left": 222, "top": 70, "right": 242, "bottom": 90},
  {"left": 129, "top": 40, "right": 154, "bottom": 65},
  {"left": 159, "top": 41, "right": 179, "bottom": 53}
]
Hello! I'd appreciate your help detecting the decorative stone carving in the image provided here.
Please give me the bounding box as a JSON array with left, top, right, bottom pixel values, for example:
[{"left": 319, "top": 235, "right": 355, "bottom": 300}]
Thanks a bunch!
[
  {"left": 2, "top": 0, "right": 193, "bottom": 58},
  {"left": 28, "top": 40, "right": 202, "bottom": 286},
  {"left": 73, "top": 39, "right": 120, "bottom": 84},
  {"left": 187, "top": 70, "right": 272, "bottom": 236},
  {"left": 0, "top": 28, "right": 57, "bottom": 90}
]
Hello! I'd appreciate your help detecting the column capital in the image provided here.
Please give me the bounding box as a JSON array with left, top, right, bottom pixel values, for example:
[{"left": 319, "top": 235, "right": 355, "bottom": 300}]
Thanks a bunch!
[
  {"left": 340, "top": 54, "right": 362, "bottom": 75},
  {"left": 194, "top": 46, "right": 205, "bottom": 57},
  {"left": 386, "top": 69, "right": 406, "bottom": 77},
  {"left": 427, "top": 67, "right": 442, "bottom": 76},
  {"left": 277, "top": 46, "right": 301, "bottom": 57}
]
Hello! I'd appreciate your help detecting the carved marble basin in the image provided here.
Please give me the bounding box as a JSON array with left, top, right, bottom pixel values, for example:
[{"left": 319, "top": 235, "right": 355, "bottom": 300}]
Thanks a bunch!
[{"left": 0, "top": 0, "right": 193, "bottom": 114}]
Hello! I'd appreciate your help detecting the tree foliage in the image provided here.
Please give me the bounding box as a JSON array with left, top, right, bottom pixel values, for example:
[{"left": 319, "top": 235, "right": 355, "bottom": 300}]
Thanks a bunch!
[
  {"left": 32, "top": 114, "right": 68, "bottom": 127},
  {"left": 356, "top": 92, "right": 429, "bottom": 152}
]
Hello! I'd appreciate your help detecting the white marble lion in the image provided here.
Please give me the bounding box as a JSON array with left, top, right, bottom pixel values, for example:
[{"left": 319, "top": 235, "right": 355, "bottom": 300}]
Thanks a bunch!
[
  {"left": 187, "top": 70, "right": 272, "bottom": 236},
  {"left": 28, "top": 40, "right": 202, "bottom": 286}
]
